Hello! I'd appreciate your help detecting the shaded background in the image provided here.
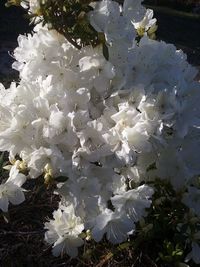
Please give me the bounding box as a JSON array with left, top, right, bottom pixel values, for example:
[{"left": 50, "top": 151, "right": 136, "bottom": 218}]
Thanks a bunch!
[
  {"left": 0, "top": 0, "right": 30, "bottom": 85},
  {"left": 145, "top": 0, "right": 200, "bottom": 12}
]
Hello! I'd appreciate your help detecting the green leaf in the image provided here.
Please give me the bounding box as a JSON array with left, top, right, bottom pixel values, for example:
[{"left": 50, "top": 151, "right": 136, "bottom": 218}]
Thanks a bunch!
[{"left": 118, "top": 242, "right": 130, "bottom": 250}]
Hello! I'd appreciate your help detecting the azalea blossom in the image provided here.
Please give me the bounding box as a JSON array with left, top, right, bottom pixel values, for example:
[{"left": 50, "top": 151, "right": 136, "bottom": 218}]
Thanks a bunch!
[
  {"left": 186, "top": 242, "right": 200, "bottom": 264},
  {"left": 111, "top": 185, "right": 154, "bottom": 221},
  {"left": 133, "top": 9, "right": 157, "bottom": 38},
  {"left": 45, "top": 204, "right": 84, "bottom": 258},
  {"left": 0, "top": 0, "right": 200, "bottom": 262},
  {"left": 0, "top": 165, "right": 26, "bottom": 212},
  {"left": 182, "top": 187, "right": 200, "bottom": 217},
  {"left": 0, "top": 182, "right": 25, "bottom": 212},
  {"left": 88, "top": 209, "right": 135, "bottom": 244}
]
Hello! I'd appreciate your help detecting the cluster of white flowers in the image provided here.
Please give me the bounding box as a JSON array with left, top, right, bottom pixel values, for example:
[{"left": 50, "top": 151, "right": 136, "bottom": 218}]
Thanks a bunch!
[{"left": 0, "top": 0, "right": 200, "bottom": 263}]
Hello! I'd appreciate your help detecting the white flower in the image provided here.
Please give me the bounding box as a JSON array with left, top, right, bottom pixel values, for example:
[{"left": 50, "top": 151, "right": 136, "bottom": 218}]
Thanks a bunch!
[
  {"left": 89, "top": 0, "right": 121, "bottom": 33},
  {"left": 51, "top": 235, "right": 84, "bottom": 258},
  {"left": 45, "top": 204, "right": 84, "bottom": 258},
  {"left": 89, "top": 0, "right": 135, "bottom": 45},
  {"left": 133, "top": 9, "right": 157, "bottom": 32},
  {"left": 111, "top": 185, "right": 154, "bottom": 221},
  {"left": 185, "top": 242, "right": 200, "bottom": 264},
  {"left": 0, "top": 182, "right": 25, "bottom": 212},
  {"left": 57, "top": 176, "right": 102, "bottom": 219},
  {"left": 89, "top": 208, "right": 135, "bottom": 244},
  {"left": 122, "top": 123, "right": 152, "bottom": 152},
  {"left": 123, "top": 0, "right": 146, "bottom": 23},
  {"left": 79, "top": 55, "right": 105, "bottom": 72},
  {"left": 27, "top": 146, "right": 69, "bottom": 178},
  {"left": 0, "top": 158, "right": 27, "bottom": 212},
  {"left": 182, "top": 187, "right": 200, "bottom": 216},
  {"left": 156, "top": 148, "right": 190, "bottom": 190},
  {"left": 1, "top": 0, "right": 200, "bottom": 259},
  {"left": 6, "top": 165, "right": 27, "bottom": 187}
]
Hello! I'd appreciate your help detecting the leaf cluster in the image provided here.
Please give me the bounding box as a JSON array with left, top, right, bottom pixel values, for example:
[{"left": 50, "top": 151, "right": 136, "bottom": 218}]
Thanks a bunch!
[
  {"left": 38, "top": 0, "right": 101, "bottom": 49},
  {"left": 132, "top": 180, "right": 199, "bottom": 266},
  {"left": 6, "top": 0, "right": 108, "bottom": 48}
]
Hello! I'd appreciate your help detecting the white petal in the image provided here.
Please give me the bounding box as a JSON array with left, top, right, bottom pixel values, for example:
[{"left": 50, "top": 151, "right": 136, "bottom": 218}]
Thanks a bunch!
[{"left": 0, "top": 194, "right": 9, "bottom": 212}]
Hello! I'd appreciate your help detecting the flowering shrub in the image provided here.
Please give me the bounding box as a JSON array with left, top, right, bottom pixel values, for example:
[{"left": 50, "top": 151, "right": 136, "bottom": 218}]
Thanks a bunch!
[{"left": 1, "top": 0, "right": 200, "bottom": 265}]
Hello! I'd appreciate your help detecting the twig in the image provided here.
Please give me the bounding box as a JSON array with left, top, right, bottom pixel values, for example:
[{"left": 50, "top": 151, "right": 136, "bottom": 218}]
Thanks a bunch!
[{"left": 95, "top": 252, "right": 113, "bottom": 267}]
